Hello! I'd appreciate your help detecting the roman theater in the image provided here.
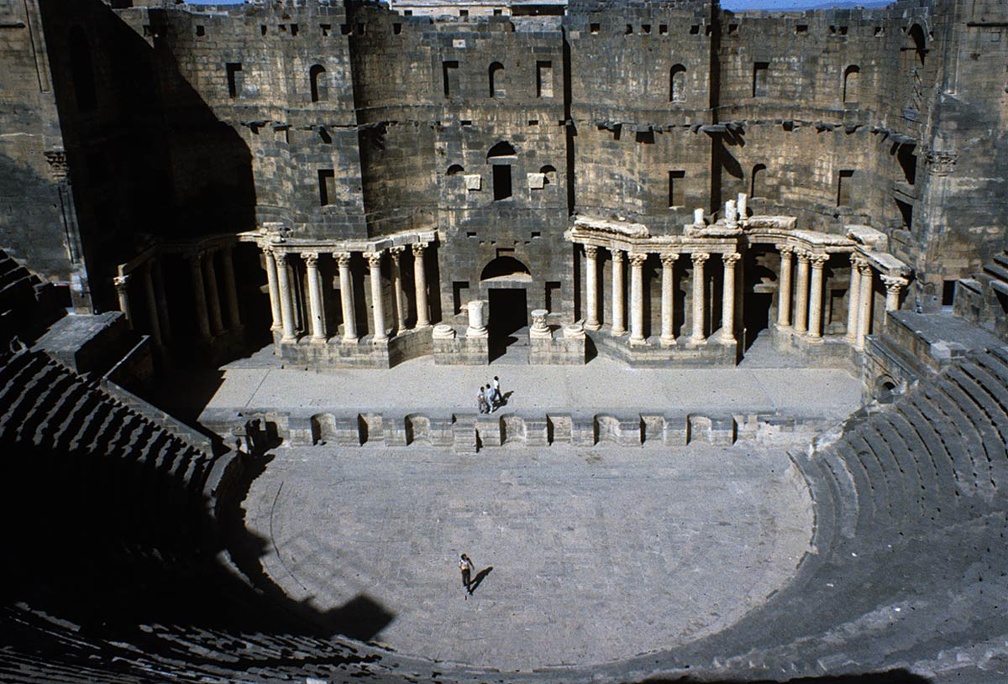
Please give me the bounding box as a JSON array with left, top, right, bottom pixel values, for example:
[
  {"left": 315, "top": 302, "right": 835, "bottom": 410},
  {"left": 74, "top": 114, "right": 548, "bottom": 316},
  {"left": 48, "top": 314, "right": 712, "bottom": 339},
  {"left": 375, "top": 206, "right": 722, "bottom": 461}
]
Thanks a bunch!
[{"left": 1, "top": 0, "right": 1007, "bottom": 682}]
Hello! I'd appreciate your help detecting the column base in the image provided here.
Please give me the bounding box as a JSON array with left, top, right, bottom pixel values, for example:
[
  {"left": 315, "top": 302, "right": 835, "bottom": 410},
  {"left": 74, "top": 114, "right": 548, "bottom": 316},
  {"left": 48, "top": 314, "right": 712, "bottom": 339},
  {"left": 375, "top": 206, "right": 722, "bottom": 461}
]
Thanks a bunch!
[
  {"left": 372, "top": 335, "right": 389, "bottom": 346},
  {"left": 719, "top": 334, "right": 737, "bottom": 346},
  {"left": 629, "top": 336, "right": 648, "bottom": 347},
  {"left": 342, "top": 336, "right": 359, "bottom": 344},
  {"left": 585, "top": 321, "right": 601, "bottom": 331},
  {"left": 611, "top": 327, "right": 627, "bottom": 337},
  {"left": 659, "top": 335, "right": 677, "bottom": 348},
  {"left": 685, "top": 336, "right": 708, "bottom": 348},
  {"left": 806, "top": 335, "right": 825, "bottom": 345}
]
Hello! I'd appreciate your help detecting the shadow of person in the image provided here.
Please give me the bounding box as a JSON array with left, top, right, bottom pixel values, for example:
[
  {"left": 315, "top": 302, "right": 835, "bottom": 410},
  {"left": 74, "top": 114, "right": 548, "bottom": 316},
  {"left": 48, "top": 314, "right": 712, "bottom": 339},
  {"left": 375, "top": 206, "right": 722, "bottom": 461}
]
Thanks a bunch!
[
  {"left": 500, "top": 391, "right": 514, "bottom": 407},
  {"left": 469, "top": 566, "right": 493, "bottom": 595}
]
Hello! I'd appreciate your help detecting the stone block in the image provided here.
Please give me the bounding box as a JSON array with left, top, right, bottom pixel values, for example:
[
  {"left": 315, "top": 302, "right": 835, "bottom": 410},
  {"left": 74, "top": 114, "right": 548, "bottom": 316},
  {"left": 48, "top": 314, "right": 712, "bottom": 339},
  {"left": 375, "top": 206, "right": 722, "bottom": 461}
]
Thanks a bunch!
[
  {"left": 383, "top": 414, "right": 409, "bottom": 446},
  {"left": 429, "top": 416, "right": 456, "bottom": 447},
  {"left": 452, "top": 415, "right": 478, "bottom": 453},
  {"left": 475, "top": 416, "right": 502, "bottom": 447},
  {"left": 571, "top": 415, "right": 597, "bottom": 446},
  {"left": 547, "top": 414, "right": 572, "bottom": 444},
  {"left": 333, "top": 416, "right": 362, "bottom": 446}
]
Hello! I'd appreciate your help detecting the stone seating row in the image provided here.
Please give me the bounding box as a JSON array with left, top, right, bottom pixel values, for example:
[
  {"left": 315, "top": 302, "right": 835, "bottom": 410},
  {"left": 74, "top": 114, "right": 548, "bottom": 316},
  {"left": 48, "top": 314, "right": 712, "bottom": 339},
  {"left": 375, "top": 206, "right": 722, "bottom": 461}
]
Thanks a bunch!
[{"left": 0, "top": 349, "right": 219, "bottom": 549}]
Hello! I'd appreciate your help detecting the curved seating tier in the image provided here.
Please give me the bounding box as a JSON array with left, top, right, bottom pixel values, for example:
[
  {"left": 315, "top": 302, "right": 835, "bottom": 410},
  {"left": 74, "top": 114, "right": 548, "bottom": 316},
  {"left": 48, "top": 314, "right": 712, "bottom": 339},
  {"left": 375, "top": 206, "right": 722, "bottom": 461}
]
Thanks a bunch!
[{"left": 2, "top": 343, "right": 1008, "bottom": 682}]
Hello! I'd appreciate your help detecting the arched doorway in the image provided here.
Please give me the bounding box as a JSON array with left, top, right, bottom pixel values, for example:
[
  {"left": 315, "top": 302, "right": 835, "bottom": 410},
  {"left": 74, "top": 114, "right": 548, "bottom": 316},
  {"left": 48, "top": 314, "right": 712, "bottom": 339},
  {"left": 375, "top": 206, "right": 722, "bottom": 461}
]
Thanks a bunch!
[{"left": 481, "top": 256, "right": 531, "bottom": 360}]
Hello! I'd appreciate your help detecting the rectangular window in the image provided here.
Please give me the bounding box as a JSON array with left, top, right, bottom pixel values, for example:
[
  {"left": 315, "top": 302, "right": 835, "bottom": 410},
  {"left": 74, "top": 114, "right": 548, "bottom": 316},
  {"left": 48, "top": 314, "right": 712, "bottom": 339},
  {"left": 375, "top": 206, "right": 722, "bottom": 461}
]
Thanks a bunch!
[
  {"left": 590, "top": 22, "right": 600, "bottom": 34},
  {"left": 536, "top": 61, "right": 553, "bottom": 98},
  {"left": 226, "top": 62, "right": 243, "bottom": 98},
  {"left": 442, "top": 60, "right": 459, "bottom": 98},
  {"left": 752, "top": 61, "right": 769, "bottom": 97},
  {"left": 545, "top": 281, "right": 562, "bottom": 313},
  {"left": 452, "top": 281, "right": 469, "bottom": 315},
  {"left": 942, "top": 280, "right": 956, "bottom": 307},
  {"left": 668, "top": 170, "right": 685, "bottom": 207},
  {"left": 492, "top": 164, "right": 513, "bottom": 201},
  {"left": 318, "top": 169, "right": 336, "bottom": 206},
  {"left": 837, "top": 169, "right": 855, "bottom": 206}
]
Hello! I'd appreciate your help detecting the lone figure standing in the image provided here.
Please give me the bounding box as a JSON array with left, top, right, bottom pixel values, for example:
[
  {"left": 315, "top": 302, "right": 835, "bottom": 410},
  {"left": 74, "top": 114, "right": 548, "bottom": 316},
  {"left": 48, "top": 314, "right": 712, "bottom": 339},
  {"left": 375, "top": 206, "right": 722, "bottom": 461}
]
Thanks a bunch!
[{"left": 458, "top": 553, "right": 474, "bottom": 595}]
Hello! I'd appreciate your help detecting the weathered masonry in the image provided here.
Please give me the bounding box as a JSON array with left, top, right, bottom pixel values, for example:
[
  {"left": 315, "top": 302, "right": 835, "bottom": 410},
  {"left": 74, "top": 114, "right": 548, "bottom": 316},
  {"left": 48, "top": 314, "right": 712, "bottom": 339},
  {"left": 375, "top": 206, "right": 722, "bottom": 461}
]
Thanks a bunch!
[{"left": 1, "top": 0, "right": 1005, "bottom": 378}]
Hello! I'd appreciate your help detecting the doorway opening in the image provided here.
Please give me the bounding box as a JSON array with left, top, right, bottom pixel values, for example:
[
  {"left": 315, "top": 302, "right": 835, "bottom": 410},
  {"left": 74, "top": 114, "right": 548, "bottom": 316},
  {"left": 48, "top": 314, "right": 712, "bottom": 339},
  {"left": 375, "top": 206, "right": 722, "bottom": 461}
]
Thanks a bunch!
[{"left": 488, "top": 288, "right": 528, "bottom": 361}]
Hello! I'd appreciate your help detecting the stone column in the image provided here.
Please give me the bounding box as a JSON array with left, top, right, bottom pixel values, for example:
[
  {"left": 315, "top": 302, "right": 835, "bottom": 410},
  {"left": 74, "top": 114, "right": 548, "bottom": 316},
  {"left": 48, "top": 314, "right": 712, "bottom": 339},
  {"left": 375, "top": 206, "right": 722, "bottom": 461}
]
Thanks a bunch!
[
  {"left": 807, "top": 254, "right": 828, "bottom": 340},
  {"left": 336, "top": 251, "right": 357, "bottom": 342},
  {"left": 466, "top": 300, "right": 488, "bottom": 337},
  {"left": 846, "top": 254, "right": 862, "bottom": 345},
  {"left": 368, "top": 251, "right": 388, "bottom": 343},
  {"left": 611, "top": 248, "right": 626, "bottom": 336},
  {"left": 304, "top": 252, "right": 326, "bottom": 341},
  {"left": 390, "top": 246, "right": 407, "bottom": 333},
  {"left": 584, "top": 245, "right": 600, "bottom": 330},
  {"left": 629, "top": 252, "right": 647, "bottom": 345},
  {"left": 264, "top": 248, "right": 282, "bottom": 331},
  {"left": 113, "top": 274, "right": 132, "bottom": 327},
  {"left": 856, "top": 261, "right": 874, "bottom": 351},
  {"left": 412, "top": 243, "right": 430, "bottom": 328},
  {"left": 190, "top": 253, "right": 213, "bottom": 342},
  {"left": 794, "top": 251, "right": 810, "bottom": 334},
  {"left": 690, "top": 251, "right": 709, "bottom": 344},
  {"left": 142, "top": 266, "right": 162, "bottom": 347},
  {"left": 660, "top": 252, "right": 679, "bottom": 346},
  {"left": 275, "top": 252, "right": 297, "bottom": 341},
  {"left": 152, "top": 260, "right": 172, "bottom": 342},
  {"left": 720, "top": 252, "right": 741, "bottom": 344},
  {"left": 221, "top": 244, "right": 242, "bottom": 331},
  {"left": 777, "top": 245, "right": 793, "bottom": 329},
  {"left": 203, "top": 250, "right": 225, "bottom": 336},
  {"left": 883, "top": 275, "right": 908, "bottom": 312}
]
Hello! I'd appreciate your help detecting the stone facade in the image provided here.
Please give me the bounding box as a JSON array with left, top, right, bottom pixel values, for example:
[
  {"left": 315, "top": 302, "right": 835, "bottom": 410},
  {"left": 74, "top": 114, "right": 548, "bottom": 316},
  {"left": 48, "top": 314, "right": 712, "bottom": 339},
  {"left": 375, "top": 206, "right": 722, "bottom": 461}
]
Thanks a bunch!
[{"left": 0, "top": 0, "right": 1005, "bottom": 368}]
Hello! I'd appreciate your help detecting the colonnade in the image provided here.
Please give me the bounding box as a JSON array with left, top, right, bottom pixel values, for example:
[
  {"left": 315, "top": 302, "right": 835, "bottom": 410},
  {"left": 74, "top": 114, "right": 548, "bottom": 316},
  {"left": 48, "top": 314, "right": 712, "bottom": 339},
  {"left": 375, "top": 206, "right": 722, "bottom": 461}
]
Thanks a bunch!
[
  {"left": 776, "top": 246, "right": 908, "bottom": 348},
  {"left": 114, "top": 243, "right": 242, "bottom": 348},
  {"left": 581, "top": 245, "right": 739, "bottom": 346},
  {"left": 263, "top": 242, "right": 431, "bottom": 344}
]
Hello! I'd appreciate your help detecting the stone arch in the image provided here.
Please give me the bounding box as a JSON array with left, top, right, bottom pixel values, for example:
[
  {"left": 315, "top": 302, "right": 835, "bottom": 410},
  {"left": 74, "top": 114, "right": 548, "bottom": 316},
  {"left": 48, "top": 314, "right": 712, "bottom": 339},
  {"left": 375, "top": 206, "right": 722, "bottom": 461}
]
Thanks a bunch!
[
  {"left": 480, "top": 256, "right": 531, "bottom": 282},
  {"left": 446, "top": 164, "right": 465, "bottom": 176},
  {"left": 669, "top": 64, "right": 687, "bottom": 102},
  {"left": 907, "top": 24, "right": 927, "bottom": 66},
  {"left": 309, "top": 64, "right": 328, "bottom": 102},
  {"left": 68, "top": 26, "right": 97, "bottom": 112},
  {"left": 875, "top": 375, "right": 900, "bottom": 403},
  {"left": 539, "top": 164, "right": 556, "bottom": 185}
]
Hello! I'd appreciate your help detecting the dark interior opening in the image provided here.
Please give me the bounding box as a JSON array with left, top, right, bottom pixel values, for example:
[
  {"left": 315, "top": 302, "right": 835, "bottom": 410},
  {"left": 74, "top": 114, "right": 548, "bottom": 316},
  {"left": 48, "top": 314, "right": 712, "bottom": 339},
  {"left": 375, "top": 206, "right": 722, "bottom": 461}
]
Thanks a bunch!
[{"left": 488, "top": 288, "right": 527, "bottom": 360}]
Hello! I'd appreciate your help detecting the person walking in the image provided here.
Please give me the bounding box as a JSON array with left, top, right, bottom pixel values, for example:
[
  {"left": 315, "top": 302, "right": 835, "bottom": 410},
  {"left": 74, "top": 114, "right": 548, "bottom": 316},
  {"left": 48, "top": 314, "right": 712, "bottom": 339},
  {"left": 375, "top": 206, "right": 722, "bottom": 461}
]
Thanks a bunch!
[
  {"left": 483, "top": 383, "right": 496, "bottom": 413},
  {"left": 492, "top": 375, "right": 502, "bottom": 407},
  {"left": 459, "top": 553, "right": 475, "bottom": 596},
  {"left": 477, "top": 389, "right": 488, "bottom": 414}
]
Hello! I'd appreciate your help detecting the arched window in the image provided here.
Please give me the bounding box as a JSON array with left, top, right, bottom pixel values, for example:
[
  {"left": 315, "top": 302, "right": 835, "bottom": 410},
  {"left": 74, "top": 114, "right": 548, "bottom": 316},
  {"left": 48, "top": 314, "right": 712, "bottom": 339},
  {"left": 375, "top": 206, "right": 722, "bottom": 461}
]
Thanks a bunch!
[
  {"left": 446, "top": 164, "right": 465, "bottom": 176},
  {"left": 487, "top": 141, "right": 516, "bottom": 201},
  {"left": 669, "top": 64, "right": 687, "bottom": 102},
  {"left": 842, "top": 65, "right": 860, "bottom": 106},
  {"left": 750, "top": 163, "right": 766, "bottom": 198},
  {"left": 907, "top": 24, "right": 927, "bottom": 67},
  {"left": 309, "top": 64, "right": 327, "bottom": 103},
  {"left": 539, "top": 165, "right": 556, "bottom": 185},
  {"left": 68, "top": 27, "right": 97, "bottom": 112},
  {"left": 489, "top": 62, "right": 505, "bottom": 98}
]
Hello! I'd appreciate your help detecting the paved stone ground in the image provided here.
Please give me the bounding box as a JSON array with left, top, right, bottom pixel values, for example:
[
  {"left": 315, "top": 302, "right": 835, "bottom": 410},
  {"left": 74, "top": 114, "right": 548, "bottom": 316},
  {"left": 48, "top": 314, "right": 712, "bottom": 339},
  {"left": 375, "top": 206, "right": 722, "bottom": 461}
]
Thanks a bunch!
[
  {"left": 200, "top": 350, "right": 861, "bottom": 421},
  {"left": 244, "top": 444, "right": 814, "bottom": 672}
]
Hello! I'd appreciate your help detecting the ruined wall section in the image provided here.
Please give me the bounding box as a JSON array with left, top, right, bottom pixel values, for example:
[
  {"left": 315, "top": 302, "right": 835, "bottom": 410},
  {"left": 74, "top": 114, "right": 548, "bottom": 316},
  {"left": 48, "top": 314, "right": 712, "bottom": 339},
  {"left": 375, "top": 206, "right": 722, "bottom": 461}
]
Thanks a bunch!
[
  {"left": 162, "top": 4, "right": 365, "bottom": 239},
  {"left": 909, "top": 0, "right": 1008, "bottom": 310},
  {"left": 0, "top": 0, "right": 86, "bottom": 306},
  {"left": 566, "top": 0, "right": 714, "bottom": 230},
  {"left": 716, "top": 8, "right": 898, "bottom": 233},
  {"left": 425, "top": 14, "right": 571, "bottom": 318},
  {"left": 346, "top": 3, "right": 437, "bottom": 239}
]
